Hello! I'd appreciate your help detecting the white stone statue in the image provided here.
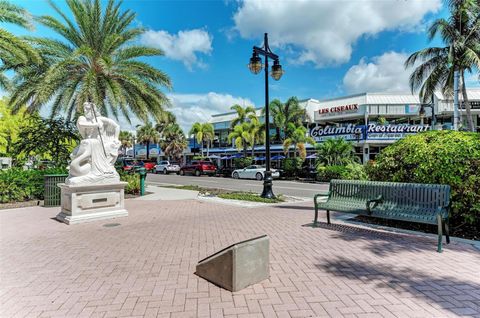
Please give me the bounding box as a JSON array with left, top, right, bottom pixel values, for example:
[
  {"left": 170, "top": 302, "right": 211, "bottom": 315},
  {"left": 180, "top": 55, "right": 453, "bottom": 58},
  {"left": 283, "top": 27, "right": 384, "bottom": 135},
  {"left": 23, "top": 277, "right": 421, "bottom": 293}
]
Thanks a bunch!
[{"left": 66, "top": 102, "right": 121, "bottom": 185}]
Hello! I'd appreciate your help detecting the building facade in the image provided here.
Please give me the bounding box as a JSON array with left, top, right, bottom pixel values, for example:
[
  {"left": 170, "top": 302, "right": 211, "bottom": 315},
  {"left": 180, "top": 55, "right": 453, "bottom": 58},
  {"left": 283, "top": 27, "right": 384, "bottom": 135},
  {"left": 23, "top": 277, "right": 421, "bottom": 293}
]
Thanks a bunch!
[{"left": 206, "top": 90, "right": 480, "bottom": 164}]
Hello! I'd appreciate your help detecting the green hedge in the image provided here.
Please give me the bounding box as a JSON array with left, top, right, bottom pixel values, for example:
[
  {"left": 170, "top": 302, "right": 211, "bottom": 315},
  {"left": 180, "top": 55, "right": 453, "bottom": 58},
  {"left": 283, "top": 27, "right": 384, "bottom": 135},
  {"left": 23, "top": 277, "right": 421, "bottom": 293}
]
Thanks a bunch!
[
  {"left": 316, "top": 163, "right": 367, "bottom": 182},
  {"left": 119, "top": 171, "right": 141, "bottom": 195},
  {"left": 0, "top": 167, "right": 67, "bottom": 203},
  {"left": 367, "top": 130, "right": 480, "bottom": 226}
]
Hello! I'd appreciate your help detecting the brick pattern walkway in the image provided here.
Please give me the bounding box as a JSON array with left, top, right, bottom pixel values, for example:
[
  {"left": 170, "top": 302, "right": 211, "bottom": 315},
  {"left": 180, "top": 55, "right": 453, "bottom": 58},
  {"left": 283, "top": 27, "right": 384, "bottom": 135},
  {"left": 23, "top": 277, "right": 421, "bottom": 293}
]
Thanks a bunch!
[{"left": 1, "top": 200, "right": 479, "bottom": 318}]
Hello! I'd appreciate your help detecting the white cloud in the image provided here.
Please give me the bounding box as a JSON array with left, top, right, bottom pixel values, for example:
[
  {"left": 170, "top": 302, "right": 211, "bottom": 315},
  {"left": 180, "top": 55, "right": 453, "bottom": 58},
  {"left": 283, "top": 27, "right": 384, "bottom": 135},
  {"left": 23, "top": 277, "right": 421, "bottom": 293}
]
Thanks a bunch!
[
  {"left": 168, "top": 92, "right": 254, "bottom": 134},
  {"left": 141, "top": 29, "right": 213, "bottom": 70},
  {"left": 233, "top": 0, "right": 441, "bottom": 67},
  {"left": 343, "top": 51, "right": 415, "bottom": 94}
]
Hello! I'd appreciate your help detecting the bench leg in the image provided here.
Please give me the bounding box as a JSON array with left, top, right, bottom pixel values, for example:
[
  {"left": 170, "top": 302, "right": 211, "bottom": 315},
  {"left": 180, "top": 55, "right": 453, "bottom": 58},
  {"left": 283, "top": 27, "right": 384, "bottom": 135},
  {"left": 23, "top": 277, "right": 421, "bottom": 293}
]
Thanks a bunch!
[
  {"left": 313, "top": 204, "right": 319, "bottom": 227},
  {"left": 444, "top": 218, "right": 450, "bottom": 244},
  {"left": 437, "top": 214, "right": 443, "bottom": 253},
  {"left": 326, "top": 210, "right": 331, "bottom": 225}
]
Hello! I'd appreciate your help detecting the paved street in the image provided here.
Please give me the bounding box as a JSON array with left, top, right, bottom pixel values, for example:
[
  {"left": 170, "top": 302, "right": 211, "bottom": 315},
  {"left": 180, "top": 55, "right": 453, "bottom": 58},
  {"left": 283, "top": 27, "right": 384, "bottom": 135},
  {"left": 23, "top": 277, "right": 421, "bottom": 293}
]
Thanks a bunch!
[
  {"left": 1, "top": 198, "right": 480, "bottom": 317},
  {"left": 146, "top": 173, "right": 329, "bottom": 198}
]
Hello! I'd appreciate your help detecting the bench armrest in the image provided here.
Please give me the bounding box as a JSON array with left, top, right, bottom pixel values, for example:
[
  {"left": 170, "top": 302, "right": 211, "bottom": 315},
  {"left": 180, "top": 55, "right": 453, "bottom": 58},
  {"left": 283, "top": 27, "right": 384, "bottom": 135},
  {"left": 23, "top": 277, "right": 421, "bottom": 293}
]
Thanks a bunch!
[
  {"left": 314, "top": 192, "right": 330, "bottom": 206},
  {"left": 366, "top": 195, "right": 383, "bottom": 214}
]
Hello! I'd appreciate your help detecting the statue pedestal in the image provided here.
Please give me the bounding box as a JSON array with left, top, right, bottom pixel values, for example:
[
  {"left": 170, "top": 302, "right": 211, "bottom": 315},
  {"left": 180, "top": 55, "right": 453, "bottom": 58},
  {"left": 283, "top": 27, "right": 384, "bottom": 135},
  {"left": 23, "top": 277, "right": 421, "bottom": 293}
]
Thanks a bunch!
[{"left": 56, "top": 182, "right": 128, "bottom": 225}]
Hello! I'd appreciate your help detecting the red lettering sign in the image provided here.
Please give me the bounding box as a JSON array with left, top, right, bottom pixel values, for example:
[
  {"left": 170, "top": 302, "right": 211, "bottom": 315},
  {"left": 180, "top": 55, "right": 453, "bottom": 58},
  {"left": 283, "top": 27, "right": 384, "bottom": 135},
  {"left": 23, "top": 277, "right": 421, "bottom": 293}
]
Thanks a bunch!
[{"left": 318, "top": 104, "right": 359, "bottom": 115}]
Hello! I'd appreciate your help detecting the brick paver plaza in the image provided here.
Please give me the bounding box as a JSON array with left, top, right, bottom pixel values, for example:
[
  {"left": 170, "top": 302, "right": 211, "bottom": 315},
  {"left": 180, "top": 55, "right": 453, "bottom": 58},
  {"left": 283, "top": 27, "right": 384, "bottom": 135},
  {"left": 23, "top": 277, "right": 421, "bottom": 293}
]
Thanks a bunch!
[{"left": 1, "top": 198, "right": 479, "bottom": 317}]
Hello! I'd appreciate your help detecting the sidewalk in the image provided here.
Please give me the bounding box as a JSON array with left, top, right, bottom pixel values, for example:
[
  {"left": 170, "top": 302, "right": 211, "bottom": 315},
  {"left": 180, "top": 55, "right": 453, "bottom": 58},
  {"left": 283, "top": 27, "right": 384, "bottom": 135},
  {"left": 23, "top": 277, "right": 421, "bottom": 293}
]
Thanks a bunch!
[{"left": 1, "top": 198, "right": 479, "bottom": 317}]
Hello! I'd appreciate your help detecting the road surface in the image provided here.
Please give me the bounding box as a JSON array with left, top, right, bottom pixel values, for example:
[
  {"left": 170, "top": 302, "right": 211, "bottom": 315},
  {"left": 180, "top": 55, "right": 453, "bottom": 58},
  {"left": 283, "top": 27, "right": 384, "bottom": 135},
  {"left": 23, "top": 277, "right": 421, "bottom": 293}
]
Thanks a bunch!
[{"left": 146, "top": 173, "right": 329, "bottom": 199}]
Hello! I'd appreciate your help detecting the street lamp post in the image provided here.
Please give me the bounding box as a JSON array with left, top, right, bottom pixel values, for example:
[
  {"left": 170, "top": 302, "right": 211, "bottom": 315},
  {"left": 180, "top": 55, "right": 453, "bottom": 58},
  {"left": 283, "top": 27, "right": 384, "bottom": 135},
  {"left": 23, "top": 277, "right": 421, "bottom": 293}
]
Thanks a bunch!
[{"left": 248, "top": 33, "right": 284, "bottom": 199}]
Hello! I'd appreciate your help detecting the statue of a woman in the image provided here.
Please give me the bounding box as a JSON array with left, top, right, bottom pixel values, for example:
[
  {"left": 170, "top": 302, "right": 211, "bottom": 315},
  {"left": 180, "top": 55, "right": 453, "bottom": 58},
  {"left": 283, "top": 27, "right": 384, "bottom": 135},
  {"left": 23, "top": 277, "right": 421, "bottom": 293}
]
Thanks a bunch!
[{"left": 66, "top": 102, "right": 121, "bottom": 185}]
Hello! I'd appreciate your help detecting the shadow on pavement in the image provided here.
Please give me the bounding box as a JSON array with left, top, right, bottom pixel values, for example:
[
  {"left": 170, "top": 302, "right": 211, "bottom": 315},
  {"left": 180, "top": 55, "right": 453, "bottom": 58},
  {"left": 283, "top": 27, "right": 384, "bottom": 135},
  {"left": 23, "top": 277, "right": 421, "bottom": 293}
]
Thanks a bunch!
[
  {"left": 303, "top": 221, "right": 466, "bottom": 256},
  {"left": 316, "top": 256, "right": 480, "bottom": 317}
]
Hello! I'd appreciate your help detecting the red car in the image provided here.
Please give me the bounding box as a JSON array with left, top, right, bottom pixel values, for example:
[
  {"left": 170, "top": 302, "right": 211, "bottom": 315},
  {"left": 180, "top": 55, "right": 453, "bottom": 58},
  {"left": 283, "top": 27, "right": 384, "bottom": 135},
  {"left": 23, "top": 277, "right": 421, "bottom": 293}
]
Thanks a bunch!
[
  {"left": 179, "top": 161, "right": 216, "bottom": 176},
  {"left": 122, "top": 159, "right": 156, "bottom": 173}
]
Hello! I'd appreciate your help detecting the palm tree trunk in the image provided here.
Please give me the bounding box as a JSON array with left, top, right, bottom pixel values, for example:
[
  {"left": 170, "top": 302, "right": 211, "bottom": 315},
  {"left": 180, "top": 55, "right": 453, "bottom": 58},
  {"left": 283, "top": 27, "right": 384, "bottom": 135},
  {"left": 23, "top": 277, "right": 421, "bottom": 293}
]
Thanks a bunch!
[
  {"left": 207, "top": 141, "right": 210, "bottom": 157},
  {"left": 201, "top": 141, "right": 204, "bottom": 157},
  {"left": 146, "top": 141, "right": 150, "bottom": 159},
  {"left": 276, "top": 127, "right": 281, "bottom": 143},
  {"left": 460, "top": 71, "right": 475, "bottom": 131},
  {"left": 293, "top": 143, "right": 297, "bottom": 158}
]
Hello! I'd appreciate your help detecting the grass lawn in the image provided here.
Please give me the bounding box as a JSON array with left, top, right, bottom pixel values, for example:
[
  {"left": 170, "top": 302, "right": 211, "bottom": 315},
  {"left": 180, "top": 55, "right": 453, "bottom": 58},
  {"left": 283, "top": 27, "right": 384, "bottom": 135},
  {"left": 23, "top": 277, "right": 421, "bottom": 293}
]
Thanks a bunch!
[{"left": 160, "top": 185, "right": 284, "bottom": 203}]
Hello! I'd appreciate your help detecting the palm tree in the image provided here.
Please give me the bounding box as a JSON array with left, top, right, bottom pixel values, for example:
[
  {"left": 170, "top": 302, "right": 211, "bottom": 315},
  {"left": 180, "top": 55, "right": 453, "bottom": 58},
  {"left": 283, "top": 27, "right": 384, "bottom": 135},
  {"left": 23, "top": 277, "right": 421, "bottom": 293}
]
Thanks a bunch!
[
  {"left": 8, "top": 0, "right": 171, "bottom": 122},
  {"left": 189, "top": 122, "right": 214, "bottom": 157},
  {"left": 230, "top": 104, "right": 256, "bottom": 128},
  {"left": 118, "top": 130, "right": 133, "bottom": 156},
  {"left": 405, "top": 0, "right": 480, "bottom": 131},
  {"left": 228, "top": 122, "right": 250, "bottom": 157},
  {"left": 161, "top": 123, "right": 187, "bottom": 160},
  {"left": 266, "top": 97, "right": 309, "bottom": 142},
  {"left": 155, "top": 111, "right": 176, "bottom": 135},
  {"left": 136, "top": 122, "right": 160, "bottom": 160},
  {"left": 315, "top": 138, "right": 359, "bottom": 166},
  {"left": 282, "top": 123, "right": 315, "bottom": 159},
  {"left": 246, "top": 114, "right": 265, "bottom": 157},
  {"left": 0, "top": 1, "right": 40, "bottom": 90}
]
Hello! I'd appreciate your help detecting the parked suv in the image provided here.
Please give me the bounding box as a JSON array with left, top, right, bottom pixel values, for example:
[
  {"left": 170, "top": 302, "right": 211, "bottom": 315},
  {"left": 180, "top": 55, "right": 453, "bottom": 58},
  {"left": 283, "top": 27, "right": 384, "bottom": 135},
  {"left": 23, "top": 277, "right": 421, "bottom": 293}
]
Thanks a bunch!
[
  {"left": 180, "top": 161, "right": 216, "bottom": 176},
  {"left": 155, "top": 160, "right": 180, "bottom": 174}
]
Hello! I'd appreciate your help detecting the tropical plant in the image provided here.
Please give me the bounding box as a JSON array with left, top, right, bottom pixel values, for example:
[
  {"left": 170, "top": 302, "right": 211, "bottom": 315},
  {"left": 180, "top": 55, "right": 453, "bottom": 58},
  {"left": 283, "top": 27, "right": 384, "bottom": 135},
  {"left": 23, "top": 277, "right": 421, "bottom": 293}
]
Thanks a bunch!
[
  {"left": 315, "top": 138, "right": 359, "bottom": 167},
  {"left": 405, "top": 0, "right": 480, "bottom": 131},
  {"left": 282, "top": 123, "right": 315, "bottom": 159},
  {"left": 136, "top": 122, "right": 160, "bottom": 159},
  {"left": 0, "top": 0, "right": 40, "bottom": 90},
  {"left": 0, "top": 98, "right": 30, "bottom": 155},
  {"left": 230, "top": 104, "right": 256, "bottom": 128},
  {"left": 11, "top": 115, "right": 79, "bottom": 166},
  {"left": 189, "top": 122, "right": 214, "bottom": 156},
  {"left": 245, "top": 114, "right": 265, "bottom": 156},
  {"left": 267, "top": 97, "right": 309, "bottom": 142},
  {"left": 367, "top": 130, "right": 479, "bottom": 228},
  {"left": 161, "top": 123, "right": 187, "bottom": 160},
  {"left": 155, "top": 111, "right": 176, "bottom": 135},
  {"left": 119, "top": 130, "right": 133, "bottom": 156},
  {"left": 228, "top": 122, "right": 250, "bottom": 157},
  {"left": 8, "top": 0, "right": 171, "bottom": 122}
]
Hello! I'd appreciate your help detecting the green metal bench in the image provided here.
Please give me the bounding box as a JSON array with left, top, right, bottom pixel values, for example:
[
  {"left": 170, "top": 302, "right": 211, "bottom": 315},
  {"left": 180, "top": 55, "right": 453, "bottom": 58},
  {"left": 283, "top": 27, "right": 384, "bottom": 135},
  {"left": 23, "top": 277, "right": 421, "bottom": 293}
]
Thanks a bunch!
[{"left": 314, "top": 179, "right": 451, "bottom": 252}]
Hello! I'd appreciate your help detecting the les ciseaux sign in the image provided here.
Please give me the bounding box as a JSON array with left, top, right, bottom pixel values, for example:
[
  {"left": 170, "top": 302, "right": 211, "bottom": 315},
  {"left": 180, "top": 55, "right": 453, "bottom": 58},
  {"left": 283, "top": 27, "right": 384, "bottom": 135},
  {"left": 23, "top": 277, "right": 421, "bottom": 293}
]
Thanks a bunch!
[
  {"left": 310, "top": 123, "right": 430, "bottom": 141},
  {"left": 318, "top": 104, "right": 358, "bottom": 114}
]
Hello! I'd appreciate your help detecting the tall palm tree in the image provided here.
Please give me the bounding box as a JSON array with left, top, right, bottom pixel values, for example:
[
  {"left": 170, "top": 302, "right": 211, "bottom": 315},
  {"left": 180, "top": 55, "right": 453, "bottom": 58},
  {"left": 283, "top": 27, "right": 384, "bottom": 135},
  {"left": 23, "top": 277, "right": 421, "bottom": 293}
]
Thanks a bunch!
[
  {"left": 155, "top": 111, "right": 176, "bottom": 135},
  {"left": 0, "top": 1, "right": 40, "bottom": 90},
  {"left": 118, "top": 130, "right": 133, "bottom": 156},
  {"left": 266, "top": 97, "right": 309, "bottom": 142},
  {"left": 246, "top": 113, "right": 265, "bottom": 157},
  {"left": 405, "top": 0, "right": 480, "bottom": 131},
  {"left": 8, "top": 0, "right": 171, "bottom": 122},
  {"left": 228, "top": 122, "right": 250, "bottom": 157},
  {"left": 161, "top": 123, "right": 187, "bottom": 160},
  {"left": 315, "top": 138, "right": 359, "bottom": 166},
  {"left": 282, "top": 123, "right": 315, "bottom": 159},
  {"left": 230, "top": 104, "right": 256, "bottom": 128},
  {"left": 136, "top": 122, "right": 160, "bottom": 160},
  {"left": 189, "top": 122, "right": 214, "bottom": 157}
]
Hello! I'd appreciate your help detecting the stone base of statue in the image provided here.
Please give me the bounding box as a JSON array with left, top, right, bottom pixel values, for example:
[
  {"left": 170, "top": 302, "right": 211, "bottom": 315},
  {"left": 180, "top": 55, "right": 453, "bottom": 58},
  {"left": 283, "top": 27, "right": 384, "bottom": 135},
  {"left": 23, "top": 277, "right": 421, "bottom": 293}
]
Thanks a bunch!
[{"left": 56, "top": 182, "right": 128, "bottom": 225}]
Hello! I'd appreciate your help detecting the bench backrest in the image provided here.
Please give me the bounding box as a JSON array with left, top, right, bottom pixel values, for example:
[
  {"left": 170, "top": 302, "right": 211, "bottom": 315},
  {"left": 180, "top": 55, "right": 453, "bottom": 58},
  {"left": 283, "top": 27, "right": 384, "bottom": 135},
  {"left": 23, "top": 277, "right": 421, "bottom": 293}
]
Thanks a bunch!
[{"left": 329, "top": 179, "right": 450, "bottom": 211}]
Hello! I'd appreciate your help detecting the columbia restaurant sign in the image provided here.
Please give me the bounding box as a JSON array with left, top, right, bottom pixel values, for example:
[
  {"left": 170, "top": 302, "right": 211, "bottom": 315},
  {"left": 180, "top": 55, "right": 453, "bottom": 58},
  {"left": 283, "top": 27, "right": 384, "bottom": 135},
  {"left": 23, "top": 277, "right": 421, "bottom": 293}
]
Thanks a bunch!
[{"left": 310, "top": 124, "right": 430, "bottom": 141}]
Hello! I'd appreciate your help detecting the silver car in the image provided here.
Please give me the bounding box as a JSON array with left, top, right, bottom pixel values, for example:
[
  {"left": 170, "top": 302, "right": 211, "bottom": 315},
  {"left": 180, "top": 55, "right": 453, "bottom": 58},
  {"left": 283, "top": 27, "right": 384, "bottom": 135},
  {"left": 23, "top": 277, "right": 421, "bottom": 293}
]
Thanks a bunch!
[
  {"left": 231, "top": 165, "right": 280, "bottom": 180},
  {"left": 155, "top": 161, "right": 180, "bottom": 174}
]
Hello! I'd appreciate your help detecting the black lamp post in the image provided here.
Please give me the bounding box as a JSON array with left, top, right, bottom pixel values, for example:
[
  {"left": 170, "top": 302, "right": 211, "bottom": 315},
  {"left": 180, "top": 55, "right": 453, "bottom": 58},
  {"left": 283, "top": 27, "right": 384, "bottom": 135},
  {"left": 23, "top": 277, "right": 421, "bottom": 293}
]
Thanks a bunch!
[{"left": 248, "top": 33, "right": 284, "bottom": 199}]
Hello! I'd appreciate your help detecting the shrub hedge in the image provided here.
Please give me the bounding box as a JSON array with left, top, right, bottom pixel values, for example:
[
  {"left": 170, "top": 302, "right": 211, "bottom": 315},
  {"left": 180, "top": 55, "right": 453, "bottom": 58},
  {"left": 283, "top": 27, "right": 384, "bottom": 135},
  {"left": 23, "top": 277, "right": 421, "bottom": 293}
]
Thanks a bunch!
[
  {"left": 0, "top": 167, "right": 67, "bottom": 203},
  {"left": 367, "top": 130, "right": 480, "bottom": 226}
]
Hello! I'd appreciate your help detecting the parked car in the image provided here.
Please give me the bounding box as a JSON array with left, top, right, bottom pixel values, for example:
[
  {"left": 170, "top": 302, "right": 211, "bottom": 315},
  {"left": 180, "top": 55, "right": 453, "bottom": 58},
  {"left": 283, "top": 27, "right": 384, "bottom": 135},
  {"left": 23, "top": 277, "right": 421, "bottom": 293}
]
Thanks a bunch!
[
  {"left": 155, "top": 161, "right": 180, "bottom": 174},
  {"left": 180, "top": 161, "right": 216, "bottom": 176},
  {"left": 142, "top": 160, "right": 156, "bottom": 172},
  {"left": 122, "top": 159, "right": 141, "bottom": 173},
  {"left": 216, "top": 166, "right": 235, "bottom": 177},
  {"left": 231, "top": 165, "right": 280, "bottom": 180}
]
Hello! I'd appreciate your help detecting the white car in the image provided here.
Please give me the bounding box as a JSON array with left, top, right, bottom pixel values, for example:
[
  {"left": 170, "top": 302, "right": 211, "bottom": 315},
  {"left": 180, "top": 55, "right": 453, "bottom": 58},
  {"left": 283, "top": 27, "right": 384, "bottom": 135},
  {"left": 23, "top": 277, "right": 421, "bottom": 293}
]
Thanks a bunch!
[
  {"left": 231, "top": 165, "right": 280, "bottom": 180},
  {"left": 155, "top": 161, "right": 180, "bottom": 174}
]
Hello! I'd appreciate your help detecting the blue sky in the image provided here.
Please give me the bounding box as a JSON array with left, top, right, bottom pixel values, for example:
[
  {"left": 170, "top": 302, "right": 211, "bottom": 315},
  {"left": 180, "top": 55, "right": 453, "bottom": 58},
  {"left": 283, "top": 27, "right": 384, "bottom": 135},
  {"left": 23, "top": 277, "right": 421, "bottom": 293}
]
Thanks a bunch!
[{"left": 7, "top": 0, "right": 479, "bottom": 132}]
